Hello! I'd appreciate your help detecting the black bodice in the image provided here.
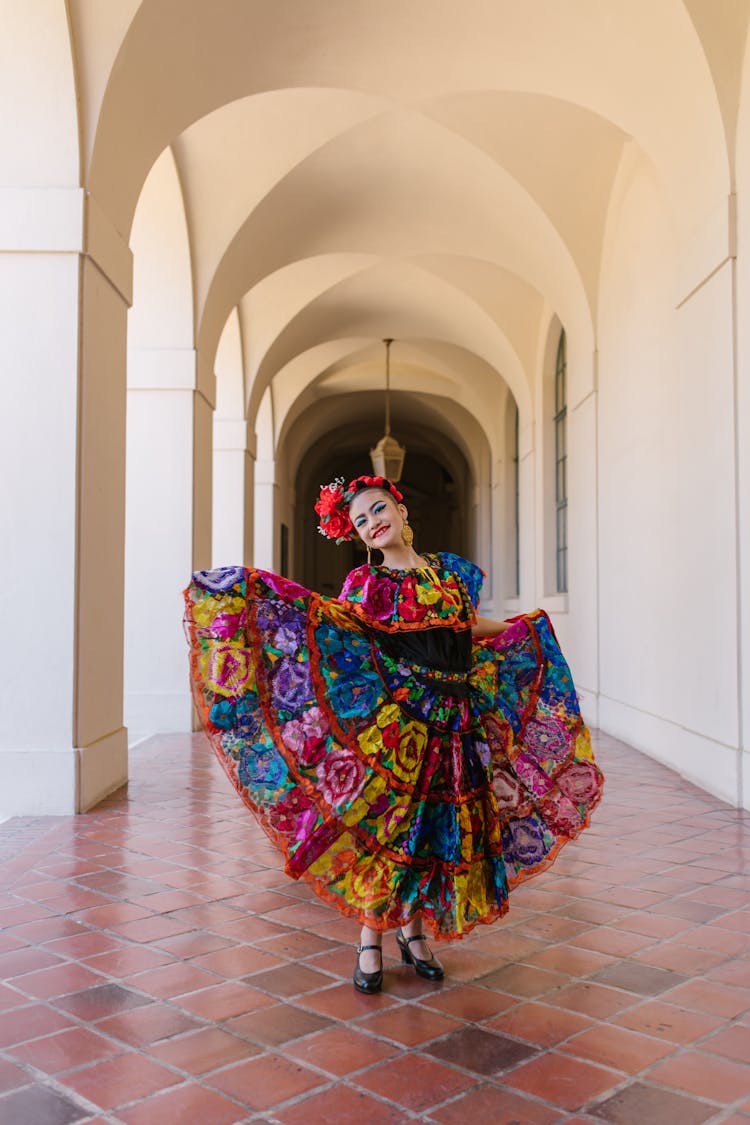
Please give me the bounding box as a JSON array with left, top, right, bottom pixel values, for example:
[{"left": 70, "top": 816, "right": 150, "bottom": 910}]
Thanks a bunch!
[{"left": 378, "top": 625, "right": 473, "bottom": 673}]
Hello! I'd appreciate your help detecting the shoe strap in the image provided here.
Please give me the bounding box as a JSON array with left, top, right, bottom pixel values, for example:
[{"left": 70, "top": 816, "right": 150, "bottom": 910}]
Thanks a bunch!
[
  {"left": 403, "top": 933, "right": 427, "bottom": 945},
  {"left": 357, "top": 943, "right": 382, "bottom": 953}
]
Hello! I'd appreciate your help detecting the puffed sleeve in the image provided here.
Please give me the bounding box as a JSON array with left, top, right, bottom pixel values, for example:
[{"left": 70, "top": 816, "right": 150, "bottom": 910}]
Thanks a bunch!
[
  {"left": 338, "top": 565, "right": 369, "bottom": 604},
  {"left": 438, "top": 552, "right": 485, "bottom": 609}
]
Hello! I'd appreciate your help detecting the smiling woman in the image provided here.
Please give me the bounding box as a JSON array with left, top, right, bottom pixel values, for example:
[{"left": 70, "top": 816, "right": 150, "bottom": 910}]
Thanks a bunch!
[{"left": 184, "top": 473, "right": 603, "bottom": 995}]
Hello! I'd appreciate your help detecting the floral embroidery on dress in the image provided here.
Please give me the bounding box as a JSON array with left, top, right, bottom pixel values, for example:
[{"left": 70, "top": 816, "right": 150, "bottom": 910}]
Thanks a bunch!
[
  {"left": 184, "top": 554, "right": 603, "bottom": 940},
  {"left": 338, "top": 552, "right": 483, "bottom": 632}
]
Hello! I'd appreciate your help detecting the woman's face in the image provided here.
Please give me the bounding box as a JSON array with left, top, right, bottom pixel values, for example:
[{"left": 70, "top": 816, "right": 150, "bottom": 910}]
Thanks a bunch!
[{"left": 348, "top": 488, "right": 406, "bottom": 551}]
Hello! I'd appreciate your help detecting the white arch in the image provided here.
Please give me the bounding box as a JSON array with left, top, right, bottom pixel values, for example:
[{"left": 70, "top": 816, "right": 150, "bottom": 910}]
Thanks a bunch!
[
  {"left": 196, "top": 106, "right": 593, "bottom": 372},
  {"left": 0, "top": 2, "right": 79, "bottom": 188},
  {"left": 86, "top": 2, "right": 729, "bottom": 244},
  {"left": 249, "top": 260, "right": 534, "bottom": 425},
  {"left": 124, "top": 145, "right": 199, "bottom": 736}
]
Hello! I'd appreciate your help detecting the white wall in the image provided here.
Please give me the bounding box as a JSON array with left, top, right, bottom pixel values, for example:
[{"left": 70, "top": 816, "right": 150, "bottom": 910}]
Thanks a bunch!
[
  {"left": 734, "top": 29, "right": 750, "bottom": 810},
  {"left": 213, "top": 307, "right": 254, "bottom": 566},
  {"left": 0, "top": 254, "right": 80, "bottom": 813},
  {"left": 597, "top": 147, "right": 741, "bottom": 804},
  {"left": 125, "top": 148, "right": 200, "bottom": 736}
]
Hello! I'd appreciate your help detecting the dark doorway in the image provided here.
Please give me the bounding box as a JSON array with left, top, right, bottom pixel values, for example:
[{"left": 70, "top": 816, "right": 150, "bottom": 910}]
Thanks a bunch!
[{"left": 295, "top": 427, "right": 471, "bottom": 596}]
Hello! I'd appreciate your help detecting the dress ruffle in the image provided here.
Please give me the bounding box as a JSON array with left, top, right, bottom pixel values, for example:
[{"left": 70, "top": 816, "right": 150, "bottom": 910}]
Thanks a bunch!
[{"left": 184, "top": 563, "right": 603, "bottom": 940}]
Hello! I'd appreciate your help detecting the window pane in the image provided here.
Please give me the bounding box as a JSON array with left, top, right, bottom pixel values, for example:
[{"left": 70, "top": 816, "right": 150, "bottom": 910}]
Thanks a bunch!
[{"left": 554, "top": 329, "right": 568, "bottom": 593}]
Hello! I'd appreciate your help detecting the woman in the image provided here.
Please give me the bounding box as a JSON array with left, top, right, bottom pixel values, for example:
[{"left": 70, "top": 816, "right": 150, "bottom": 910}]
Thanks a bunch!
[{"left": 184, "top": 474, "right": 603, "bottom": 994}]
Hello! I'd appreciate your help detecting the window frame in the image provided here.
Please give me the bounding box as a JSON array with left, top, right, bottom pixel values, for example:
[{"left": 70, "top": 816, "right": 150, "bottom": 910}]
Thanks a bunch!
[{"left": 554, "top": 330, "right": 568, "bottom": 594}]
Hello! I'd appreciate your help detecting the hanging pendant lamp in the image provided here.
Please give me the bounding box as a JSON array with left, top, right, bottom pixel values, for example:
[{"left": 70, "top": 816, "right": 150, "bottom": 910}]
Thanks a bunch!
[{"left": 370, "top": 338, "right": 406, "bottom": 482}]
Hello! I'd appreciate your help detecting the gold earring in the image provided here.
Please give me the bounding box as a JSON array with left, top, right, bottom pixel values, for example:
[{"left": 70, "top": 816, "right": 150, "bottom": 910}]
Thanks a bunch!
[
  {"left": 366, "top": 544, "right": 372, "bottom": 565},
  {"left": 401, "top": 521, "right": 414, "bottom": 547}
]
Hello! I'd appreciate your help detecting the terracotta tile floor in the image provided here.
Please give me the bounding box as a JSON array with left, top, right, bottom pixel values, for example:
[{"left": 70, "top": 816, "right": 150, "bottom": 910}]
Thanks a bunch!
[{"left": 0, "top": 730, "right": 748, "bottom": 1124}]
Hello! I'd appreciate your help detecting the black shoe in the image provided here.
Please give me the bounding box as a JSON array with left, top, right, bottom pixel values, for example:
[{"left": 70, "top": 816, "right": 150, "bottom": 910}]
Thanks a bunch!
[
  {"left": 353, "top": 942, "right": 383, "bottom": 994},
  {"left": 396, "top": 929, "right": 444, "bottom": 981}
]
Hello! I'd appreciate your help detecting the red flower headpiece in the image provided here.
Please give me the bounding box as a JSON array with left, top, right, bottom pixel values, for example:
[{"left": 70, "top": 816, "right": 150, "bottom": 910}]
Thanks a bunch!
[{"left": 315, "top": 475, "right": 404, "bottom": 543}]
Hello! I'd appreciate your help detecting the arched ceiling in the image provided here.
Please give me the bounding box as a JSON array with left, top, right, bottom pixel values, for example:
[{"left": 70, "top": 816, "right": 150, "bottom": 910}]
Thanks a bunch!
[
  {"left": 273, "top": 340, "right": 514, "bottom": 461},
  {"left": 65, "top": 1, "right": 742, "bottom": 442},
  {"left": 279, "top": 389, "right": 491, "bottom": 489}
]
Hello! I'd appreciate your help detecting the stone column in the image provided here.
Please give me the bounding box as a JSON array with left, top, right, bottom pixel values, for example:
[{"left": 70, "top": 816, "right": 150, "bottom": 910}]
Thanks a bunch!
[
  {"left": 124, "top": 347, "right": 213, "bottom": 737},
  {"left": 213, "top": 422, "right": 255, "bottom": 566},
  {"left": 254, "top": 458, "right": 278, "bottom": 571},
  {"left": 0, "top": 189, "right": 132, "bottom": 813}
]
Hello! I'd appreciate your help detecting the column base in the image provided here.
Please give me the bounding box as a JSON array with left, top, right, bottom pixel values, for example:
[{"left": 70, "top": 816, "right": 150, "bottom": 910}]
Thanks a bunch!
[{"left": 0, "top": 728, "right": 128, "bottom": 816}]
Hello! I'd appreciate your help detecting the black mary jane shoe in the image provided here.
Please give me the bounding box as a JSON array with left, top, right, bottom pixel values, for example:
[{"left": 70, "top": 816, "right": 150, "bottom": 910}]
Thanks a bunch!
[
  {"left": 396, "top": 929, "right": 444, "bottom": 981},
  {"left": 353, "top": 942, "right": 383, "bottom": 994}
]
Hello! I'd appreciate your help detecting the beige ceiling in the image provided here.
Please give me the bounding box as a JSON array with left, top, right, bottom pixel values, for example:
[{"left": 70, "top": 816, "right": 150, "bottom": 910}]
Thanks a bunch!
[{"left": 63, "top": 1, "right": 747, "bottom": 442}]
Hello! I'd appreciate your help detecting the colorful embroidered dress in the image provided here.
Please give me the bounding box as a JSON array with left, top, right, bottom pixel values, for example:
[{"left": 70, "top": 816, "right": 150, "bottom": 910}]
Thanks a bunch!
[{"left": 184, "top": 552, "right": 603, "bottom": 940}]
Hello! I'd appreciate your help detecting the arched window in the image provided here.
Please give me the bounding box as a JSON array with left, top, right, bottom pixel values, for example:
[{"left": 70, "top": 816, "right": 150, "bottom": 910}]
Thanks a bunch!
[
  {"left": 554, "top": 330, "right": 568, "bottom": 593},
  {"left": 509, "top": 398, "right": 520, "bottom": 597}
]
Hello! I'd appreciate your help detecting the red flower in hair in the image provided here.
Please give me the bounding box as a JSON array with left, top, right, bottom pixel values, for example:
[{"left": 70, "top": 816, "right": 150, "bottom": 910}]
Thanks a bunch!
[
  {"left": 315, "top": 477, "right": 354, "bottom": 542},
  {"left": 315, "top": 473, "right": 403, "bottom": 543},
  {"left": 316, "top": 489, "right": 343, "bottom": 518},
  {"left": 323, "top": 511, "right": 352, "bottom": 540}
]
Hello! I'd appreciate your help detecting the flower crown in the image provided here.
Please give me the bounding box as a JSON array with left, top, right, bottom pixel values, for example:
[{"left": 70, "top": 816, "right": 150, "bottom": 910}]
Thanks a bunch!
[{"left": 315, "top": 475, "right": 404, "bottom": 543}]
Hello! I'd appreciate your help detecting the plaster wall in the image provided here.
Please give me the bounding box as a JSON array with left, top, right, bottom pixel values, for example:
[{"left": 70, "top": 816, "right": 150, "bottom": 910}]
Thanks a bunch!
[
  {"left": 0, "top": 254, "right": 79, "bottom": 813},
  {"left": 597, "top": 151, "right": 740, "bottom": 803},
  {"left": 734, "top": 27, "right": 750, "bottom": 809},
  {"left": 125, "top": 147, "right": 198, "bottom": 736},
  {"left": 125, "top": 389, "right": 195, "bottom": 733},
  {"left": 566, "top": 391, "right": 600, "bottom": 724},
  {"left": 213, "top": 440, "right": 252, "bottom": 566},
  {"left": 213, "top": 308, "right": 252, "bottom": 566},
  {"left": 75, "top": 260, "right": 130, "bottom": 810},
  {"left": 528, "top": 311, "right": 598, "bottom": 725}
]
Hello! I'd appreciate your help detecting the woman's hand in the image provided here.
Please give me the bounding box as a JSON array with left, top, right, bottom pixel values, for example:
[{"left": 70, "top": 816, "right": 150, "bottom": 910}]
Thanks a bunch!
[{"left": 471, "top": 615, "right": 512, "bottom": 637}]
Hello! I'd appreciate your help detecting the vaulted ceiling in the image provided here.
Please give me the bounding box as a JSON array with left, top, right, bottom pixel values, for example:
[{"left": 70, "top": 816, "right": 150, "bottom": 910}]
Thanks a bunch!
[{"left": 63, "top": 1, "right": 747, "bottom": 445}]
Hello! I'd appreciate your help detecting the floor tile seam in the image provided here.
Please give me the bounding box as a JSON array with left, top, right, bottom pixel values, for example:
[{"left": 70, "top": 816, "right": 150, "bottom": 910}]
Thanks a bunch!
[
  {"left": 501, "top": 1063, "right": 649, "bottom": 1120},
  {"left": 308, "top": 974, "right": 463, "bottom": 1011},
  {"left": 2, "top": 983, "right": 258, "bottom": 1055},
  {"left": 11, "top": 934, "right": 197, "bottom": 990},
  {"left": 690, "top": 1016, "right": 750, "bottom": 1059},
  {"left": 410, "top": 1048, "right": 608, "bottom": 1116},
  {"left": 547, "top": 900, "right": 633, "bottom": 924},
  {"left": 402, "top": 1068, "right": 576, "bottom": 1122},
  {"left": 650, "top": 984, "right": 750, "bottom": 1021},
  {"left": 448, "top": 997, "right": 676, "bottom": 1059},
  {"left": 255, "top": 1044, "right": 448, "bottom": 1091},
  {"left": 353, "top": 1017, "right": 543, "bottom": 1072},
  {"left": 330, "top": 1070, "right": 465, "bottom": 1118},
  {"left": 704, "top": 1112, "right": 749, "bottom": 1125},
  {"left": 309, "top": 1004, "right": 463, "bottom": 1045},
  {"left": 469, "top": 937, "right": 618, "bottom": 979},
  {"left": 499, "top": 1067, "right": 634, "bottom": 1118},
  {"left": 1, "top": 948, "right": 150, "bottom": 996},
  {"left": 230, "top": 973, "right": 349, "bottom": 1000},
  {"left": 469, "top": 965, "right": 687, "bottom": 1014},
  {"left": 628, "top": 1016, "right": 750, "bottom": 1079},
  {"left": 0, "top": 1045, "right": 46, "bottom": 1089},
  {"left": 619, "top": 874, "right": 748, "bottom": 904},
  {"left": 143, "top": 987, "right": 316, "bottom": 1028},
  {"left": 0, "top": 1038, "right": 138, "bottom": 1086},
  {"left": 181, "top": 918, "right": 299, "bottom": 944},
  {"left": 51, "top": 870, "right": 219, "bottom": 895},
  {"left": 155, "top": 1061, "right": 343, "bottom": 1121},
  {"left": 584, "top": 1069, "right": 745, "bottom": 1115},
  {"left": 202, "top": 1063, "right": 342, "bottom": 1116},
  {"left": 0, "top": 1064, "right": 114, "bottom": 1121},
  {"left": 64, "top": 1068, "right": 261, "bottom": 1120}
]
